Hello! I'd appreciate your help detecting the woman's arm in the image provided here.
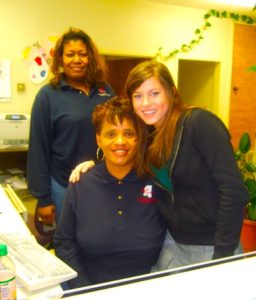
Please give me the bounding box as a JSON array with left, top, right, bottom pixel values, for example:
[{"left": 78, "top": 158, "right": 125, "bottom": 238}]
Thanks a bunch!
[
  {"left": 54, "top": 184, "right": 90, "bottom": 288},
  {"left": 27, "top": 90, "right": 54, "bottom": 219},
  {"left": 190, "top": 109, "right": 248, "bottom": 258}
]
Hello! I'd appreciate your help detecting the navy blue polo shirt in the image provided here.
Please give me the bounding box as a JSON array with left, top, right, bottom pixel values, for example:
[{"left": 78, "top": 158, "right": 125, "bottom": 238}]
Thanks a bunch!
[
  {"left": 54, "top": 162, "right": 167, "bottom": 287},
  {"left": 27, "top": 81, "right": 115, "bottom": 206}
]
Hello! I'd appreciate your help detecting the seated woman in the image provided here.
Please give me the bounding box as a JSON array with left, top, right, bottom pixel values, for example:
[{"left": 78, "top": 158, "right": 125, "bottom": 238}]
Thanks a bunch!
[{"left": 54, "top": 96, "right": 167, "bottom": 288}]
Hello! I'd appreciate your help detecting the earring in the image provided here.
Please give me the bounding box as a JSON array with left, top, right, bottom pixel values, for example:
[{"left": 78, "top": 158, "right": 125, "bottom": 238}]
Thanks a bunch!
[{"left": 96, "top": 147, "right": 104, "bottom": 161}]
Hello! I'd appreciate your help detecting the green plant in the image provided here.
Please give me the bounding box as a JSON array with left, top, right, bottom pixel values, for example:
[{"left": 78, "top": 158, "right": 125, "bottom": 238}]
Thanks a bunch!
[
  {"left": 235, "top": 132, "right": 256, "bottom": 220},
  {"left": 156, "top": 7, "right": 256, "bottom": 61}
]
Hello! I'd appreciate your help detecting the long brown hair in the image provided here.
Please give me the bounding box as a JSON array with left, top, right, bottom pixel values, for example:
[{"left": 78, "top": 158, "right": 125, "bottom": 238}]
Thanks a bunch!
[
  {"left": 50, "top": 27, "right": 107, "bottom": 87},
  {"left": 92, "top": 96, "right": 148, "bottom": 177},
  {"left": 125, "top": 60, "right": 190, "bottom": 172}
]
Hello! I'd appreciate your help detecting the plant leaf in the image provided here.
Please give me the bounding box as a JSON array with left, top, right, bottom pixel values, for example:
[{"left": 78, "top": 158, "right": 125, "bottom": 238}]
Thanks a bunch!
[
  {"left": 234, "top": 151, "right": 242, "bottom": 161},
  {"left": 239, "top": 132, "right": 251, "bottom": 153},
  {"left": 248, "top": 65, "right": 256, "bottom": 72},
  {"left": 245, "top": 161, "right": 256, "bottom": 173},
  {"left": 248, "top": 200, "right": 256, "bottom": 220},
  {"left": 221, "top": 11, "right": 227, "bottom": 18},
  {"left": 246, "top": 18, "right": 254, "bottom": 24},
  {"left": 241, "top": 15, "right": 248, "bottom": 22},
  {"left": 244, "top": 179, "right": 256, "bottom": 198}
]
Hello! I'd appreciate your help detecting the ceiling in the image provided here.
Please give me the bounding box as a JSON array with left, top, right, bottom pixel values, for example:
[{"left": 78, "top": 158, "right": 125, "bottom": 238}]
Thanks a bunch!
[{"left": 147, "top": 0, "right": 256, "bottom": 16}]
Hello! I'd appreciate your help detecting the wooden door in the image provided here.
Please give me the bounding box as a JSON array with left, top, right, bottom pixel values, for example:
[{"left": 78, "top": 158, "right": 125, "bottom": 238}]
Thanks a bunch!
[
  {"left": 229, "top": 24, "right": 256, "bottom": 148},
  {"left": 105, "top": 57, "right": 150, "bottom": 96}
]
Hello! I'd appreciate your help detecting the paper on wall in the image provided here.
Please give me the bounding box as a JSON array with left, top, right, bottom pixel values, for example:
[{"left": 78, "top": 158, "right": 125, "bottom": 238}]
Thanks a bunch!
[{"left": 0, "top": 59, "right": 11, "bottom": 102}]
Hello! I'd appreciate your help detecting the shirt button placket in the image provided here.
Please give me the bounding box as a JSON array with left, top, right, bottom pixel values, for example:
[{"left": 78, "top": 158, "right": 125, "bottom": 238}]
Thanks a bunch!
[{"left": 117, "top": 181, "right": 124, "bottom": 216}]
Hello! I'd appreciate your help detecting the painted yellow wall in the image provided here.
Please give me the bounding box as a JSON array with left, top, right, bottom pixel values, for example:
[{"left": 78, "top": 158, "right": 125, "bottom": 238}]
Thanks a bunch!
[{"left": 0, "top": 0, "right": 234, "bottom": 124}]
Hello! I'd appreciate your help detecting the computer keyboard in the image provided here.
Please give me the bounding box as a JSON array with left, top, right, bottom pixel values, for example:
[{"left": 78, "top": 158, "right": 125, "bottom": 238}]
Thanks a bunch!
[{"left": 0, "top": 233, "right": 77, "bottom": 291}]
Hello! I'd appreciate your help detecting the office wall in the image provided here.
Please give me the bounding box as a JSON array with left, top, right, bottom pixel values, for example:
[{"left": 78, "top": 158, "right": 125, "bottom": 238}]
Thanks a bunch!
[{"left": 0, "top": 0, "right": 233, "bottom": 124}]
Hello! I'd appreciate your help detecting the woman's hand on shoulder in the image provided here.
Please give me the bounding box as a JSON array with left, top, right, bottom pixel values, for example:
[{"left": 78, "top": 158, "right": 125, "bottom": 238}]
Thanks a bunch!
[{"left": 69, "top": 160, "right": 95, "bottom": 183}]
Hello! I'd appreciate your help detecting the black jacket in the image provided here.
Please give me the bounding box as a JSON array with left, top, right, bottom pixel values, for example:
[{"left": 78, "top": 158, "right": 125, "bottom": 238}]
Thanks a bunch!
[{"left": 158, "top": 108, "right": 248, "bottom": 259}]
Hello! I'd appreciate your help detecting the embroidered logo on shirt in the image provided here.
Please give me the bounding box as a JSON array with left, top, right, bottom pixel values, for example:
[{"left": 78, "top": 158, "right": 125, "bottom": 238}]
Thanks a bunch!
[
  {"left": 138, "top": 185, "right": 157, "bottom": 204},
  {"left": 143, "top": 185, "right": 152, "bottom": 198},
  {"left": 98, "top": 87, "right": 111, "bottom": 96}
]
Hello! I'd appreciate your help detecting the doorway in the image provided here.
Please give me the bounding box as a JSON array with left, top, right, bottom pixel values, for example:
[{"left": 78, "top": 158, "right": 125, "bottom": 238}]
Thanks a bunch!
[
  {"left": 105, "top": 56, "right": 151, "bottom": 96},
  {"left": 178, "top": 59, "right": 220, "bottom": 115}
]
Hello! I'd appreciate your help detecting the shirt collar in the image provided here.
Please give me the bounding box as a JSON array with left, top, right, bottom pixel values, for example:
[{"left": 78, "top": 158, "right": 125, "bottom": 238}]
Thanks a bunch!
[
  {"left": 100, "top": 162, "right": 138, "bottom": 183},
  {"left": 59, "top": 79, "right": 100, "bottom": 95}
]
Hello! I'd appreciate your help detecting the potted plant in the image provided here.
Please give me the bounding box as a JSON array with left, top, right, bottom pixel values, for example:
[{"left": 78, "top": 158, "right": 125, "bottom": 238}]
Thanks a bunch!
[{"left": 235, "top": 132, "right": 256, "bottom": 252}]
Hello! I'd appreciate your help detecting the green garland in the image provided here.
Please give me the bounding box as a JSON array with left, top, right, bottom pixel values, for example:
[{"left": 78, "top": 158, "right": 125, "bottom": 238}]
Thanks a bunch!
[{"left": 156, "top": 8, "right": 256, "bottom": 61}]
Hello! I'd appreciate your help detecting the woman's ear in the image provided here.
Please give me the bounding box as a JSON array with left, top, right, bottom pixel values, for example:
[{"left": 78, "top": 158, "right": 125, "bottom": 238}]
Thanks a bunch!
[{"left": 96, "top": 134, "right": 101, "bottom": 148}]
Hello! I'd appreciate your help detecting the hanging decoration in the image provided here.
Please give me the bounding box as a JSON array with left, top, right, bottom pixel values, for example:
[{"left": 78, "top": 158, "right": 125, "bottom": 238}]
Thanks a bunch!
[
  {"left": 21, "top": 34, "right": 58, "bottom": 84},
  {"left": 156, "top": 8, "right": 256, "bottom": 61}
]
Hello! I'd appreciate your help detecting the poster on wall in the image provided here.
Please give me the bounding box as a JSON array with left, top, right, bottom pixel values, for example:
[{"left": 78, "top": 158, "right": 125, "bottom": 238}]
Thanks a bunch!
[
  {"left": 0, "top": 60, "right": 11, "bottom": 102},
  {"left": 21, "top": 34, "right": 58, "bottom": 84}
]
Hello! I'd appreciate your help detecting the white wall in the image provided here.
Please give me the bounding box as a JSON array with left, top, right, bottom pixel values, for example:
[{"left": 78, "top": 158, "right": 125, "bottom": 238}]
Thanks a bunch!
[{"left": 0, "top": 0, "right": 234, "bottom": 124}]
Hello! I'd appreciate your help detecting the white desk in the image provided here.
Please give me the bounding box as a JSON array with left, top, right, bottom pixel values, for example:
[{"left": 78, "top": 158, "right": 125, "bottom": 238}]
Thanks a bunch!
[
  {"left": 0, "top": 186, "right": 63, "bottom": 300},
  {"left": 0, "top": 185, "right": 30, "bottom": 235},
  {"left": 63, "top": 253, "right": 256, "bottom": 300}
]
